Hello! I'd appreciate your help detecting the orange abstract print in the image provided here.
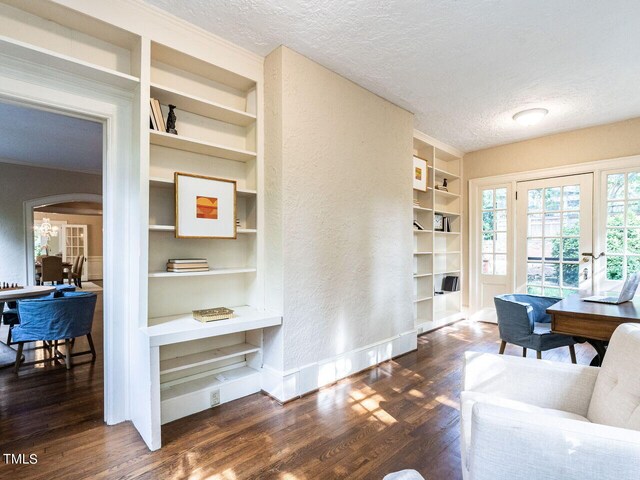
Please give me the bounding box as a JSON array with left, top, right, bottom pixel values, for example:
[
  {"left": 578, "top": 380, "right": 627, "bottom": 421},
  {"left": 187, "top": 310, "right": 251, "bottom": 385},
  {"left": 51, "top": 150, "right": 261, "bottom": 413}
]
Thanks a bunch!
[
  {"left": 196, "top": 196, "right": 218, "bottom": 219},
  {"left": 415, "top": 166, "right": 422, "bottom": 181}
]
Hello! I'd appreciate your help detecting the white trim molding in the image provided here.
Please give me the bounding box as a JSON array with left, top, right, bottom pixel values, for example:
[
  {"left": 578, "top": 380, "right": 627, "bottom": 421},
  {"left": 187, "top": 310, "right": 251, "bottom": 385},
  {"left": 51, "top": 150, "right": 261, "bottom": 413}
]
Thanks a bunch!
[{"left": 261, "top": 329, "right": 418, "bottom": 403}]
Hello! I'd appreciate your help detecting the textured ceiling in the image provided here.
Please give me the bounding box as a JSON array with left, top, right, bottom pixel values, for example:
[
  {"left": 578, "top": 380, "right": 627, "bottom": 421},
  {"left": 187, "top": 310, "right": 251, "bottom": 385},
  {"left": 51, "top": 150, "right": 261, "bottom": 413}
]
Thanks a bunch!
[
  {"left": 144, "top": 0, "right": 640, "bottom": 152},
  {"left": 0, "top": 102, "right": 102, "bottom": 173}
]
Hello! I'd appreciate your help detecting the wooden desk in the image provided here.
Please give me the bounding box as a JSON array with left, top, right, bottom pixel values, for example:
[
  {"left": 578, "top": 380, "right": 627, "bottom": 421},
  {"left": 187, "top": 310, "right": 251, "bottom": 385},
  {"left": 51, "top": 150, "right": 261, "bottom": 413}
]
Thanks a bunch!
[{"left": 547, "top": 294, "right": 640, "bottom": 365}]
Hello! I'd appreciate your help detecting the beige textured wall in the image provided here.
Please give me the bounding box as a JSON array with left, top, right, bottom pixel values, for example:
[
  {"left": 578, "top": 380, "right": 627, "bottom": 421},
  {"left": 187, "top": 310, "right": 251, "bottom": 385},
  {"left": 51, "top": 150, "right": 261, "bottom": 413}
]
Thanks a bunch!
[
  {"left": 0, "top": 161, "right": 102, "bottom": 284},
  {"left": 264, "top": 46, "right": 414, "bottom": 372},
  {"left": 462, "top": 117, "right": 640, "bottom": 305}
]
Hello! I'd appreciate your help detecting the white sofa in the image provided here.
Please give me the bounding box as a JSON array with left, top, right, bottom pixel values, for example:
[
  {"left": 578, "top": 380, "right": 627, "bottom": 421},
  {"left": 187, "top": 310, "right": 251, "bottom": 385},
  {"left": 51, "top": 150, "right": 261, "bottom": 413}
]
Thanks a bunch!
[{"left": 460, "top": 323, "right": 640, "bottom": 480}]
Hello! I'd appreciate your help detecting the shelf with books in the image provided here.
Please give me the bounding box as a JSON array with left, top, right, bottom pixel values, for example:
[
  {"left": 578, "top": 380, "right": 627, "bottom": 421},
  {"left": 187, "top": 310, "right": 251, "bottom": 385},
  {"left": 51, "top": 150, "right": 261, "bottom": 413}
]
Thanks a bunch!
[{"left": 148, "top": 267, "right": 256, "bottom": 278}]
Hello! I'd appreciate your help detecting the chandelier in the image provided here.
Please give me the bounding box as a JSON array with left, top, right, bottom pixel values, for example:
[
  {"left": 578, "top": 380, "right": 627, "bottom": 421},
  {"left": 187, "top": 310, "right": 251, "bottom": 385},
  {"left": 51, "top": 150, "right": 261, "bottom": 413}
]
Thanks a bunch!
[{"left": 38, "top": 218, "right": 59, "bottom": 238}]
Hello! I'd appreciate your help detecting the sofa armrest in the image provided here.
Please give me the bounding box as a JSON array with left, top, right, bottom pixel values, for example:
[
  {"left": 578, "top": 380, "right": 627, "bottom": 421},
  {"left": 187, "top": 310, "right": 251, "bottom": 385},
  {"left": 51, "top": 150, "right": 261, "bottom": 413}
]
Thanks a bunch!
[
  {"left": 463, "top": 351, "right": 599, "bottom": 415},
  {"left": 468, "top": 402, "right": 640, "bottom": 480}
]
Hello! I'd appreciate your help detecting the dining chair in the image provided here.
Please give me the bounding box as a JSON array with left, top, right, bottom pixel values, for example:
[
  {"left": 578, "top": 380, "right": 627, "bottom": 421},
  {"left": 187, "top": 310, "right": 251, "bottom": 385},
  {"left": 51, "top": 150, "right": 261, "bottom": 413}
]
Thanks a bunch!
[
  {"left": 494, "top": 294, "right": 577, "bottom": 362},
  {"left": 70, "top": 256, "right": 85, "bottom": 288},
  {"left": 12, "top": 291, "right": 97, "bottom": 372},
  {"left": 41, "top": 255, "right": 64, "bottom": 285},
  {"left": 66, "top": 256, "right": 80, "bottom": 285}
]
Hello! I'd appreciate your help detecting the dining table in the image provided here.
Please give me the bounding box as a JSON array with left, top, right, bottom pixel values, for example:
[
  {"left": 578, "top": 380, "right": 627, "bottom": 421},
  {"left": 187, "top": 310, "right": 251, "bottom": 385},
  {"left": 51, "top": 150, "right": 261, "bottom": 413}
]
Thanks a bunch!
[{"left": 0, "top": 285, "right": 55, "bottom": 368}]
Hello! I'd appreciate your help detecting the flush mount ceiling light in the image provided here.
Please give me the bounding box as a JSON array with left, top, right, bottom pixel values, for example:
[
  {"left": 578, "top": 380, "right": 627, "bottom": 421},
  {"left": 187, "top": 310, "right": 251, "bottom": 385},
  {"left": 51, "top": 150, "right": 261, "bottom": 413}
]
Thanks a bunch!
[{"left": 513, "top": 108, "right": 549, "bottom": 126}]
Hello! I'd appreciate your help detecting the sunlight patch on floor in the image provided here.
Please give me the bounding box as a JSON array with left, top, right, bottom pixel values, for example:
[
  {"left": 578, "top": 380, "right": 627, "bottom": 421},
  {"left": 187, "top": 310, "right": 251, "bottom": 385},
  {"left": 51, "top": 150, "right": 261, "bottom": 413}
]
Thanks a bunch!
[{"left": 205, "top": 469, "right": 237, "bottom": 480}]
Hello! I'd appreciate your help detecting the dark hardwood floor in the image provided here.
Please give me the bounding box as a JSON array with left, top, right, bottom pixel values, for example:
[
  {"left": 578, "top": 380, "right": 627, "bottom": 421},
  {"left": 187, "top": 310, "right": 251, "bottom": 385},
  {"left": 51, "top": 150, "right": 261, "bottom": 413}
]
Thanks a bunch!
[{"left": 0, "top": 319, "right": 596, "bottom": 480}]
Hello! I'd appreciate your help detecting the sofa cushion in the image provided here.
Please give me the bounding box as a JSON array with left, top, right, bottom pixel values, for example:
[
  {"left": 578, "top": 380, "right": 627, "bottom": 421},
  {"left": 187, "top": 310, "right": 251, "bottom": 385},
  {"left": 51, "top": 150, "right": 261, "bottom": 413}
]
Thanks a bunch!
[
  {"left": 461, "top": 391, "right": 589, "bottom": 468},
  {"left": 588, "top": 323, "right": 640, "bottom": 430}
]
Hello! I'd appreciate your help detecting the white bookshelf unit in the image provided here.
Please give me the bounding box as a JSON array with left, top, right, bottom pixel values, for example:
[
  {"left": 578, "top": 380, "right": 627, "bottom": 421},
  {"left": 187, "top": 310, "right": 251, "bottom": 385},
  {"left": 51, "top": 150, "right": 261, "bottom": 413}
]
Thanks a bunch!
[
  {"left": 144, "top": 41, "right": 279, "bottom": 437},
  {"left": 413, "top": 130, "right": 465, "bottom": 334}
]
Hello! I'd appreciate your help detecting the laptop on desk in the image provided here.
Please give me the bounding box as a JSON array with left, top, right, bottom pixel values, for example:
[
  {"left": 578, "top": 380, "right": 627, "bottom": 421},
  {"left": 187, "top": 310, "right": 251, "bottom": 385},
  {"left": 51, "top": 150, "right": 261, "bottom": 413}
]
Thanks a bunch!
[{"left": 583, "top": 273, "right": 640, "bottom": 304}]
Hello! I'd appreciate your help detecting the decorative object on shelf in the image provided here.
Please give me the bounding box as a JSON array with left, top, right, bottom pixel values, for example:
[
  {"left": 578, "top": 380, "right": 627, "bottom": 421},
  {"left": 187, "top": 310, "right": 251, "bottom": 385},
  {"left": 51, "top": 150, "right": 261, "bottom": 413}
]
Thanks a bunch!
[
  {"left": 413, "top": 220, "right": 425, "bottom": 231},
  {"left": 413, "top": 156, "right": 427, "bottom": 191},
  {"left": 175, "top": 172, "right": 237, "bottom": 239},
  {"left": 442, "top": 276, "right": 460, "bottom": 292},
  {"left": 435, "top": 178, "right": 449, "bottom": 192},
  {"left": 192, "top": 307, "right": 235, "bottom": 323},
  {"left": 166, "top": 104, "right": 178, "bottom": 134},
  {"left": 413, "top": 198, "right": 421, "bottom": 207},
  {"left": 166, "top": 258, "right": 209, "bottom": 273},
  {"left": 0, "top": 283, "right": 23, "bottom": 291},
  {"left": 236, "top": 218, "right": 241, "bottom": 228},
  {"left": 443, "top": 216, "right": 451, "bottom": 232},
  {"left": 434, "top": 213, "right": 444, "bottom": 231}
]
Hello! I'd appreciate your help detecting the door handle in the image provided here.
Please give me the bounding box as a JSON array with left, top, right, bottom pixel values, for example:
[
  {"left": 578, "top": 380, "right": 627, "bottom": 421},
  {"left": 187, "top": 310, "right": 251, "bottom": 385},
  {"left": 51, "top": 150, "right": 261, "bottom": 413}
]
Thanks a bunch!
[{"left": 581, "top": 252, "right": 606, "bottom": 260}]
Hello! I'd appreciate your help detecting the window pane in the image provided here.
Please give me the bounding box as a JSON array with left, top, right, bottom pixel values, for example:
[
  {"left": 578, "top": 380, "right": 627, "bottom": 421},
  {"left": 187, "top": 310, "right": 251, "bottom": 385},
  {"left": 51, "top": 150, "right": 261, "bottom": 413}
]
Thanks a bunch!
[
  {"left": 528, "top": 214, "right": 543, "bottom": 237},
  {"left": 482, "top": 211, "right": 494, "bottom": 231},
  {"left": 627, "top": 229, "right": 640, "bottom": 254},
  {"left": 544, "top": 263, "right": 560, "bottom": 286},
  {"left": 628, "top": 256, "right": 640, "bottom": 274},
  {"left": 607, "top": 228, "right": 624, "bottom": 253},
  {"left": 562, "top": 264, "right": 579, "bottom": 288},
  {"left": 482, "top": 233, "right": 494, "bottom": 253},
  {"left": 607, "top": 256, "right": 624, "bottom": 280},
  {"left": 482, "top": 254, "right": 493, "bottom": 274},
  {"left": 527, "top": 262, "right": 542, "bottom": 285},
  {"left": 527, "top": 238, "right": 542, "bottom": 260},
  {"left": 495, "top": 210, "right": 507, "bottom": 231},
  {"left": 495, "top": 188, "right": 507, "bottom": 209},
  {"left": 544, "top": 187, "right": 561, "bottom": 211},
  {"left": 562, "top": 238, "right": 579, "bottom": 261},
  {"left": 495, "top": 255, "right": 507, "bottom": 275},
  {"left": 482, "top": 189, "right": 493, "bottom": 209},
  {"left": 627, "top": 201, "right": 640, "bottom": 227},
  {"left": 528, "top": 189, "right": 542, "bottom": 212},
  {"left": 544, "top": 212, "right": 561, "bottom": 237},
  {"left": 607, "top": 202, "right": 625, "bottom": 226},
  {"left": 495, "top": 232, "right": 507, "bottom": 253},
  {"left": 527, "top": 286, "right": 543, "bottom": 295},
  {"left": 608, "top": 173, "right": 625, "bottom": 200},
  {"left": 544, "top": 238, "right": 561, "bottom": 261},
  {"left": 628, "top": 172, "right": 640, "bottom": 199},
  {"left": 544, "top": 287, "right": 561, "bottom": 297},
  {"left": 562, "top": 289, "right": 578, "bottom": 298},
  {"left": 562, "top": 185, "right": 580, "bottom": 210},
  {"left": 562, "top": 212, "right": 580, "bottom": 236}
]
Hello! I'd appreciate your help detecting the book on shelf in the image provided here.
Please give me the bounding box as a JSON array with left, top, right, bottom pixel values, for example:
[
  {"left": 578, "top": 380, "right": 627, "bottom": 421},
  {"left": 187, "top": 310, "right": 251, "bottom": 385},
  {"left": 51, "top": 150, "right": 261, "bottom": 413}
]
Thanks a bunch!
[
  {"left": 149, "top": 98, "right": 166, "bottom": 132},
  {"left": 192, "top": 307, "right": 235, "bottom": 323},
  {"left": 168, "top": 258, "right": 207, "bottom": 264},
  {"left": 166, "top": 267, "right": 209, "bottom": 273},
  {"left": 166, "top": 262, "right": 209, "bottom": 269}
]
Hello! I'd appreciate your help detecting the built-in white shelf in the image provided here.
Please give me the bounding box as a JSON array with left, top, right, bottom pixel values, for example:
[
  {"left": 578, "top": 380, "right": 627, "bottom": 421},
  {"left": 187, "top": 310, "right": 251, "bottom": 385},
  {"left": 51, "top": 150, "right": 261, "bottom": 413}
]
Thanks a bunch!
[
  {"left": 435, "top": 291, "right": 461, "bottom": 296},
  {"left": 160, "top": 365, "right": 261, "bottom": 424},
  {"left": 434, "top": 189, "right": 460, "bottom": 198},
  {"left": 414, "top": 229, "right": 433, "bottom": 234},
  {"left": 433, "top": 166, "right": 460, "bottom": 179},
  {"left": 413, "top": 206, "right": 432, "bottom": 212},
  {"left": 435, "top": 210, "right": 460, "bottom": 217},
  {"left": 0, "top": 35, "right": 139, "bottom": 89},
  {"left": 414, "top": 296, "right": 433, "bottom": 303},
  {"left": 148, "top": 267, "right": 256, "bottom": 278},
  {"left": 150, "top": 130, "right": 256, "bottom": 162},
  {"left": 148, "top": 225, "right": 256, "bottom": 234},
  {"left": 413, "top": 273, "right": 433, "bottom": 278},
  {"left": 434, "top": 231, "right": 460, "bottom": 235},
  {"left": 434, "top": 269, "right": 461, "bottom": 275},
  {"left": 149, "top": 176, "right": 257, "bottom": 197},
  {"left": 434, "top": 251, "right": 461, "bottom": 254},
  {"left": 150, "top": 83, "right": 256, "bottom": 127},
  {"left": 414, "top": 251, "right": 433, "bottom": 255},
  {"left": 145, "top": 306, "right": 282, "bottom": 347},
  {"left": 160, "top": 343, "right": 260, "bottom": 375}
]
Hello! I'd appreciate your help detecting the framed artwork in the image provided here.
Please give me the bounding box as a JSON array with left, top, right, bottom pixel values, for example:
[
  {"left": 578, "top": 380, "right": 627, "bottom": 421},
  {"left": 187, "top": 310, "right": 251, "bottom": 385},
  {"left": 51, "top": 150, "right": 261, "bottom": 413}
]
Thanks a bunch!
[
  {"left": 413, "top": 156, "right": 427, "bottom": 191},
  {"left": 175, "top": 172, "right": 237, "bottom": 239},
  {"left": 434, "top": 213, "right": 444, "bottom": 231}
]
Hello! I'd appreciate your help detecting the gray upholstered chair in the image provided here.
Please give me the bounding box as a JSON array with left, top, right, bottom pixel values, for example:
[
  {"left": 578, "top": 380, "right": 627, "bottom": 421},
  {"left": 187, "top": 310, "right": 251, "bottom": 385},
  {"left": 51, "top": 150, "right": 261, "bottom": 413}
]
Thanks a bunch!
[{"left": 494, "top": 294, "right": 576, "bottom": 362}]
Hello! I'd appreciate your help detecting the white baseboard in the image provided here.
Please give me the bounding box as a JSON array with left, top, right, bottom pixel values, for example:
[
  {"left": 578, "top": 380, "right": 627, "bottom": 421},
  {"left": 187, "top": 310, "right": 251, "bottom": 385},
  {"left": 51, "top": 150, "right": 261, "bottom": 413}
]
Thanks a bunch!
[
  {"left": 87, "top": 255, "right": 103, "bottom": 280},
  {"left": 261, "top": 329, "right": 418, "bottom": 403}
]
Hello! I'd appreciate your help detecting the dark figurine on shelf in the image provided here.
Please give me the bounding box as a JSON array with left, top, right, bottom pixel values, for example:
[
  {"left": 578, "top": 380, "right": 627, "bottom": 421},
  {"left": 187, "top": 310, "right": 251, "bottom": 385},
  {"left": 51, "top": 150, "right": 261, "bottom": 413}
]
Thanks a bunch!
[
  {"left": 442, "top": 178, "right": 448, "bottom": 191},
  {"left": 166, "top": 104, "right": 178, "bottom": 135}
]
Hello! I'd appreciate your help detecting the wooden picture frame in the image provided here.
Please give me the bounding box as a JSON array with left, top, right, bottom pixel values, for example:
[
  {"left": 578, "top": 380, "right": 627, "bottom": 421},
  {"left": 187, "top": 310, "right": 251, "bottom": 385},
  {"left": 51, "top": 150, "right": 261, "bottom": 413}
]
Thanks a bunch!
[
  {"left": 413, "top": 156, "right": 428, "bottom": 191},
  {"left": 174, "top": 172, "right": 237, "bottom": 239}
]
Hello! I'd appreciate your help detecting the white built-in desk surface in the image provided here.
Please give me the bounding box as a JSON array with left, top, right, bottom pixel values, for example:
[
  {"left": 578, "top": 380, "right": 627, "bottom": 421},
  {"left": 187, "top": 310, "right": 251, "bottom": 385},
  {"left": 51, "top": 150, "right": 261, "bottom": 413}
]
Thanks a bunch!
[{"left": 144, "top": 306, "right": 282, "bottom": 346}]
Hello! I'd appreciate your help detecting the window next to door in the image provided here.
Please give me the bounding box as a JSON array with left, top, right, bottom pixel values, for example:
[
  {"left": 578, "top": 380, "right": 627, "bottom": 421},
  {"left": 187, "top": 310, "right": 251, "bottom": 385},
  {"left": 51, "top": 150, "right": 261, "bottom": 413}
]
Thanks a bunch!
[{"left": 481, "top": 187, "right": 508, "bottom": 275}]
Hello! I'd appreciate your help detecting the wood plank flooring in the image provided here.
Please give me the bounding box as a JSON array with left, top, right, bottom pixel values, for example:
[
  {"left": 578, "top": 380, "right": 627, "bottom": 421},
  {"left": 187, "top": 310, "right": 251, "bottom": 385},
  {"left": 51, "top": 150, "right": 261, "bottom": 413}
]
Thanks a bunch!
[{"left": 0, "top": 320, "right": 596, "bottom": 480}]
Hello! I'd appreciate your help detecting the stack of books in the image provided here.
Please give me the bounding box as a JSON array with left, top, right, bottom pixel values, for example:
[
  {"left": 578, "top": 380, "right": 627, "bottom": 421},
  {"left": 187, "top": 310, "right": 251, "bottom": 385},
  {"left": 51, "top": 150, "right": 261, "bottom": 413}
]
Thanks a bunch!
[
  {"left": 149, "top": 97, "right": 166, "bottom": 132},
  {"left": 166, "top": 258, "right": 209, "bottom": 273},
  {"left": 413, "top": 199, "right": 421, "bottom": 207}
]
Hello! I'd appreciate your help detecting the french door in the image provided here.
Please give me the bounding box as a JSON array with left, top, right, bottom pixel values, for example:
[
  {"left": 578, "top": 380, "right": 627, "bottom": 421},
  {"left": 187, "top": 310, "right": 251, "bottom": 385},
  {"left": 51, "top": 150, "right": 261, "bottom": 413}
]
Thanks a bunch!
[
  {"left": 64, "top": 224, "right": 89, "bottom": 281},
  {"left": 516, "top": 174, "right": 593, "bottom": 296}
]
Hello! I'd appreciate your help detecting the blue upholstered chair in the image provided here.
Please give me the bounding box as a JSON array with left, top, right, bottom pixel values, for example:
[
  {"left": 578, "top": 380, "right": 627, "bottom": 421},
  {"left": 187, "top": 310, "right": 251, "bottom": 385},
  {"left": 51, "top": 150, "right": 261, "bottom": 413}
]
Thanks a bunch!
[
  {"left": 494, "top": 294, "right": 577, "bottom": 362},
  {"left": 12, "top": 291, "right": 97, "bottom": 372}
]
